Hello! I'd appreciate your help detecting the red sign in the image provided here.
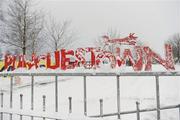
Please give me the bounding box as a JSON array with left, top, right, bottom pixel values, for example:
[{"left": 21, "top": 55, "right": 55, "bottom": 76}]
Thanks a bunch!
[{"left": 3, "top": 34, "right": 175, "bottom": 71}]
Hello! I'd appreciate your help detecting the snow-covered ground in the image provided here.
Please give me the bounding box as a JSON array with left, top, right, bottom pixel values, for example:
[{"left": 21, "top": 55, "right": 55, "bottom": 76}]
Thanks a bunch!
[{"left": 0, "top": 65, "right": 180, "bottom": 120}]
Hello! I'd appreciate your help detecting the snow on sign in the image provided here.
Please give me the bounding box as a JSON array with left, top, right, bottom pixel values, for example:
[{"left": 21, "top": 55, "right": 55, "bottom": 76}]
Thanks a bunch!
[{"left": 3, "top": 33, "right": 175, "bottom": 71}]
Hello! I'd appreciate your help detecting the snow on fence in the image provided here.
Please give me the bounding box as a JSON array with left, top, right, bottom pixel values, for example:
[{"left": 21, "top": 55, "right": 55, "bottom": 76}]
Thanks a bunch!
[{"left": 0, "top": 72, "right": 180, "bottom": 120}]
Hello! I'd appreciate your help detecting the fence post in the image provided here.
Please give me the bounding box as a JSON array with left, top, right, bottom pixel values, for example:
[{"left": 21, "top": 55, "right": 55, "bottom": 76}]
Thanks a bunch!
[
  {"left": 43, "top": 95, "right": 46, "bottom": 120},
  {"left": 155, "top": 76, "right": 160, "bottom": 120},
  {"left": 179, "top": 104, "right": 180, "bottom": 120},
  {"left": 20, "top": 94, "right": 23, "bottom": 120},
  {"left": 1, "top": 92, "right": 3, "bottom": 120},
  {"left": 20, "top": 94, "right": 23, "bottom": 109},
  {"left": 83, "top": 76, "right": 87, "bottom": 116},
  {"left": 31, "top": 75, "right": 34, "bottom": 120},
  {"left": 136, "top": 101, "right": 140, "bottom": 120},
  {"left": 100, "top": 99, "right": 103, "bottom": 117},
  {"left": 55, "top": 76, "right": 58, "bottom": 112},
  {"left": 10, "top": 76, "right": 13, "bottom": 108},
  {"left": 10, "top": 76, "right": 13, "bottom": 120},
  {"left": 68, "top": 97, "right": 72, "bottom": 114},
  {"left": 43, "top": 95, "right": 46, "bottom": 112},
  {"left": 1, "top": 92, "right": 3, "bottom": 108},
  {"left": 116, "top": 75, "right": 121, "bottom": 119}
]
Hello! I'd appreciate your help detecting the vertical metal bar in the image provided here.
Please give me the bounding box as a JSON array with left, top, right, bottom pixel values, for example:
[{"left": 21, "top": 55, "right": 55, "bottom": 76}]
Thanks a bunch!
[
  {"left": 9, "top": 113, "right": 12, "bottom": 120},
  {"left": 117, "top": 75, "right": 121, "bottom": 119},
  {"left": 31, "top": 76, "right": 34, "bottom": 110},
  {"left": 179, "top": 105, "right": 180, "bottom": 120},
  {"left": 100, "top": 99, "right": 103, "bottom": 117},
  {"left": 68, "top": 97, "right": 72, "bottom": 114},
  {"left": 155, "top": 76, "right": 160, "bottom": 120},
  {"left": 43, "top": 95, "right": 46, "bottom": 120},
  {"left": 1, "top": 92, "right": 3, "bottom": 120},
  {"left": 0, "top": 92, "right": 3, "bottom": 108},
  {"left": 10, "top": 76, "right": 13, "bottom": 108},
  {"left": 20, "top": 94, "right": 23, "bottom": 109},
  {"left": 10, "top": 76, "right": 13, "bottom": 120},
  {"left": 43, "top": 95, "right": 46, "bottom": 112},
  {"left": 136, "top": 101, "right": 140, "bottom": 120},
  {"left": 31, "top": 76, "right": 34, "bottom": 120},
  {"left": 20, "top": 94, "right": 23, "bottom": 120},
  {"left": 83, "top": 76, "right": 87, "bottom": 116},
  {"left": 55, "top": 76, "right": 58, "bottom": 112}
]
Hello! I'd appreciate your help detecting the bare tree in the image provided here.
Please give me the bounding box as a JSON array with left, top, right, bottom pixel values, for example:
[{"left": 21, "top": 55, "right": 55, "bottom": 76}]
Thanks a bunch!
[
  {"left": 1, "top": 0, "right": 44, "bottom": 55},
  {"left": 26, "top": 16, "right": 45, "bottom": 56},
  {"left": 0, "top": 0, "right": 4, "bottom": 47},
  {"left": 166, "top": 33, "right": 180, "bottom": 63},
  {"left": 0, "top": 0, "right": 4, "bottom": 21},
  {"left": 46, "top": 19, "right": 75, "bottom": 52}
]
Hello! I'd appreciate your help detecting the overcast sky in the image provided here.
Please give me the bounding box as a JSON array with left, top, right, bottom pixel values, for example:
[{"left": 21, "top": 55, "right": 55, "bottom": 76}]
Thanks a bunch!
[{"left": 39, "top": 0, "right": 179, "bottom": 55}]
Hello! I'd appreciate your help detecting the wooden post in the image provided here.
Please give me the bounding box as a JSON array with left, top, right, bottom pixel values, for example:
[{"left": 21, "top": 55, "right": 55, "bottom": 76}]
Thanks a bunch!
[
  {"left": 55, "top": 76, "right": 58, "bottom": 112},
  {"left": 31, "top": 76, "right": 34, "bottom": 120},
  {"left": 155, "top": 76, "right": 160, "bottom": 120},
  {"left": 1, "top": 92, "right": 3, "bottom": 120},
  {"left": 117, "top": 75, "right": 121, "bottom": 119},
  {"left": 10, "top": 76, "right": 13, "bottom": 120},
  {"left": 43, "top": 95, "right": 46, "bottom": 120},
  {"left": 83, "top": 76, "right": 87, "bottom": 116},
  {"left": 20, "top": 94, "right": 23, "bottom": 120},
  {"left": 68, "top": 97, "right": 72, "bottom": 114},
  {"left": 100, "top": 99, "right": 103, "bottom": 117},
  {"left": 136, "top": 101, "right": 140, "bottom": 120}
]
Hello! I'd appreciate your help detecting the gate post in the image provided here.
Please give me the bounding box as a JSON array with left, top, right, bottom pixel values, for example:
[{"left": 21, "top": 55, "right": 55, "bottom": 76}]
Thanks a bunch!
[
  {"left": 155, "top": 76, "right": 160, "bottom": 120},
  {"left": 179, "top": 104, "right": 180, "bottom": 120},
  {"left": 100, "top": 99, "right": 103, "bottom": 117},
  {"left": 31, "top": 75, "right": 34, "bottom": 120},
  {"left": 20, "top": 94, "right": 23, "bottom": 120},
  {"left": 0, "top": 92, "right": 3, "bottom": 107},
  {"left": 1, "top": 92, "right": 3, "bottom": 120},
  {"left": 55, "top": 76, "right": 58, "bottom": 112},
  {"left": 117, "top": 75, "right": 121, "bottom": 119},
  {"left": 10, "top": 76, "right": 13, "bottom": 108},
  {"left": 83, "top": 76, "right": 87, "bottom": 116},
  {"left": 68, "top": 97, "right": 72, "bottom": 114},
  {"left": 43, "top": 95, "right": 46, "bottom": 120},
  {"left": 43, "top": 95, "right": 46, "bottom": 112},
  {"left": 20, "top": 94, "right": 23, "bottom": 109},
  {"left": 136, "top": 101, "right": 140, "bottom": 120},
  {"left": 10, "top": 76, "right": 13, "bottom": 120}
]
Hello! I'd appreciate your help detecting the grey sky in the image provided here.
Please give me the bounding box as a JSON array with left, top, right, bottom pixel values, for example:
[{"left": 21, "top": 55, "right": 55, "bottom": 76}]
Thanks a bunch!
[{"left": 39, "top": 0, "right": 180, "bottom": 55}]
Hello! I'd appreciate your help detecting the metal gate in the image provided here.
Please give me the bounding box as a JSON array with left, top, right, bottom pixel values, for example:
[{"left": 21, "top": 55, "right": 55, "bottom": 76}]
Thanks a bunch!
[{"left": 0, "top": 72, "right": 180, "bottom": 120}]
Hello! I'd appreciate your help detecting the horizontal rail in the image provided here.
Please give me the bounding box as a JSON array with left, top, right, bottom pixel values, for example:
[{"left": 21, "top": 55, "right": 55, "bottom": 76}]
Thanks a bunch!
[
  {"left": 1, "top": 104, "right": 179, "bottom": 119},
  {"left": 90, "top": 104, "right": 180, "bottom": 117},
  {"left": 0, "top": 71, "right": 180, "bottom": 76},
  {"left": 0, "top": 109, "right": 63, "bottom": 120}
]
